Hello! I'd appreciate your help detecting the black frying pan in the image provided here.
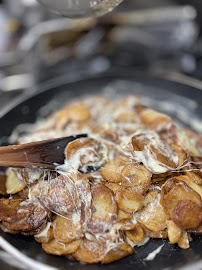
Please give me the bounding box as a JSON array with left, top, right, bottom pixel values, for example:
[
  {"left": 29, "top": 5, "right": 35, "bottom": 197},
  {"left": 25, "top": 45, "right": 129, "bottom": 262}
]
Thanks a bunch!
[{"left": 0, "top": 72, "right": 201, "bottom": 270}]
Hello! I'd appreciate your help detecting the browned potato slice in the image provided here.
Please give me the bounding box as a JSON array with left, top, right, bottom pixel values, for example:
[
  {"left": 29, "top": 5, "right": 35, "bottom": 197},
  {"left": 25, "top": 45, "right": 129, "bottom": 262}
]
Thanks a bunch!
[
  {"left": 101, "top": 243, "right": 134, "bottom": 264},
  {"left": 115, "top": 187, "right": 143, "bottom": 213},
  {"left": 100, "top": 160, "right": 123, "bottom": 183},
  {"left": 35, "top": 223, "right": 53, "bottom": 243},
  {"left": 145, "top": 229, "right": 168, "bottom": 239},
  {"left": 12, "top": 188, "right": 29, "bottom": 200},
  {"left": 73, "top": 239, "right": 106, "bottom": 263},
  {"left": 176, "top": 175, "right": 202, "bottom": 198},
  {"left": 151, "top": 172, "right": 174, "bottom": 183},
  {"left": 13, "top": 168, "right": 46, "bottom": 184},
  {"left": 75, "top": 177, "right": 92, "bottom": 226},
  {"left": 167, "top": 220, "right": 182, "bottom": 244},
  {"left": 0, "top": 199, "right": 24, "bottom": 222},
  {"left": 117, "top": 210, "right": 132, "bottom": 221},
  {"left": 115, "top": 112, "right": 137, "bottom": 123},
  {"left": 0, "top": 199, "right": 47, "bottom": 232},
  {"left": 177, "top": 128, "right": 201, "bottom": 156},
  {"left": 87, "top": 184, "right": 117, "bottom": 234},
  {"left": 131, "top": 133, "right": 150, "bottom": 151},
  {"left": 0, "top": 223, "right": 19, "bottom": 234},
  {"left": 0, "top": 173, "right": 8, "bottom": 196},
  {"left": 140, "top": 224, "right": 168, "bottom": 238},
  {"left": 29, "top": 180, "right": 49, "bottom": 200},
  {"left": 53, "top": 216, "right": 82, "bottom": 244},
  {"left": 46, "top": 175, "right": 78, "bottom": 215},
  {"left": 42, "top": 239, "right": 82, "bottom": 255},
  {"left": 21, "top": 221, "right": 47, "bottom": 236},
  {"left": 132, "top": 132, "right": 178, "bottom": 170},
  {"left": 188, "top": 224, "right": 202, "bottom": 235},
  {"left": 101, "top": 130, "right": 119, "bottom": 143},
  {"left": 121, "top": 164, "right": 151, "bottom": 194},
  {"left": 185, "top": 171, "right": 202, "bottom": 186},
  {"left": 177, "top": 231, "right": 189, "bottom": 249},
  {"left": 66, "top": 102, "right": 91, "bottom": 122},
  {"left": 149, "top": 144, "right": 177, "bottom": 169},
  {"left": 140, "top": 109, "right": 172, "bottom": 132},
  {"left": 138, "top": 194, "right": 167, "bottom": 232},
  {"left": 161, "top": 178, "right": 202, "bottom": 229},
  {"left": 57, "top": 102, "right": 90, "bottom": 128},
  {"left": 105, "top": 183, "right": 121, "bottom": 193},
  {"left": 144, "top": 190, "right": 158, "bottom": 206},
  {"left": 125, "top": 224, "right": 145, "bottom": 244},
  {"left": 6, "top": 169, "right": 26, "bottom": 194},
  {"left": 65, "top": 137, "right": 106, "bottom": 172},
  {"left": 113, "top": 221, "right": 137, "bottom": 231},
  {"left": 171, "top": 144, "right": 187, "bottom": 169},
  {"left": 100, "top": 156, "right": 128, "bottom": 183},
  {"left": 172, "top": 200, "right": 202, "bottom": 230}
]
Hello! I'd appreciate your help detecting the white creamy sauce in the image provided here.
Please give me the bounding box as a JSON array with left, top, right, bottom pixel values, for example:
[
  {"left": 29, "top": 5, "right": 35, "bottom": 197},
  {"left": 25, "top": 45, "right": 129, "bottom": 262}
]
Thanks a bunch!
[
  {"left": 72, "top": 211, "right": 81, "bottom": 225},
  {"left": 144, "top": 244, "right": 164, "bottom": 261},
  {"left": 136, "top": 237, "right": 150, "bottom": 247},
  {"left": 35, "top": 222, "right": 51, "bottom": 238},
  {"left": 133, "top": 150, "right": 169, "bottom": 174}
]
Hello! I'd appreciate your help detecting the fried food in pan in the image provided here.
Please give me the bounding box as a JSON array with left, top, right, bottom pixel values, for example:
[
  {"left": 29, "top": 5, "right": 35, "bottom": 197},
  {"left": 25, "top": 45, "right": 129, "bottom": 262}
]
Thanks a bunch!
[{"left": 0, "top": 94, "right": 202, "bottom": 264}]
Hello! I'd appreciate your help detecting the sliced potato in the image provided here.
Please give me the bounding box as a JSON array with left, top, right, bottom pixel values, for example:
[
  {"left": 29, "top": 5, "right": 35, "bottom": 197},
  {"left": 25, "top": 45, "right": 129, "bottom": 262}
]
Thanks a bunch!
[
  {"left": 188, "top": 224, "right": 202, "bottom": 235},
  {"left": 144, "top": 190, "right": 158, "bottom": 206},
  {"left": 0, "top": 223, "right": 19, "bottom": 234},
  {"left": 149, "top": 144, "right": 177, "bottom": 169},
  {"left": 121, "top": 164, "right": 151, "bottom": 194},
  {"left": 115, "top": 187, "right": 143, "bottom": 213},
  {"left": 53, "top": 215, "right": 82, "bottom": 244},
  {"left": 161, "top": 178, "right": 202, "bottom": 229},
  {"left": 0, "top": 199, "right": 23, "bottom": 222},
  {"left": 0, "top": 199, "right": 47, "bottom": 232},
  {"left": 131, "top": 133, "right": 150, "bottom": 151},
  {"left": 66, "top": 102, "right": 91, "bottom": 122},
  {"left": 172, "top": 200, "right": 202, "bottom": 230},
  {"left": 177, "top": 128, "right": 201, "bottom": 156},
  {"left": 176, "top": 175, "right": 202, "bottom": 198},
  {"left": 87, "top": 184, "right": 117, "bottom": 233},
  {"left": 144, "top": 229, "right": 168, "bottom": 239},
  {"left": 167, "top": 220, "right": 182, "bottom": 244},
  {"left": 73, "top": 239, "right": 106, "bottom": 263},
  {"left": 101, "top": 243, "right": 134, "bottom": 264},
  {"left": 29, "top": 180, "right": 49, "bottom": 200},
  {"left": 138, "top": 194, "right": 167, "bottom": 232},
  {"left": 117, "top": 209, "right": 132, "bottom": 221},
  {"left": 115, "top": 112, "right": 137, "bottom": 123},
  {"left": 125, "top": 224, "right": 145, "bottom": 244},
  {"left": 46, "top": 175, "right": 78, "bottom": 215},
  {"left": 185, "top": 171, "right": 202, "bottom": 186},
  {"left": 6, "top": 169, "right": 26, "bottom": 194},
  {"left": 42, "top": 239, "right": 82, "bottom": 255},
  {"left": 140, "top": 109, "right": 172, "bottom": 132},
  {"left": 65, "top": 137, "right": 106, "bottom": 172},
  {"left": 35, "top": 223, "right": 53, "bottom": 243},
  {"left": 75, "top": 177, "right": 92, "bottom": 226},
  {"left": 171, "top": 144, "right": 187, "bottom": 169},
  {"left": 177, "top": 231, "right": 189, "bottom": 249},
  {"left": 100, "top": 156, "right": 127, "bottom": 183},
  {"left": 105, "top": 183, "right": 121, "bottom": 193},
  {"left": 57, "top": 102, "right": 90, "bottom": 129}
]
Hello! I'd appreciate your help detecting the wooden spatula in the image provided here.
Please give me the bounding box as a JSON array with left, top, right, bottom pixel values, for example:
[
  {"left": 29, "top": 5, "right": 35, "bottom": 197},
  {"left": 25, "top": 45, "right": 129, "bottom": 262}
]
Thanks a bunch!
[{"left": 0, "top": 134, "right": 87, "bottom": 170}]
